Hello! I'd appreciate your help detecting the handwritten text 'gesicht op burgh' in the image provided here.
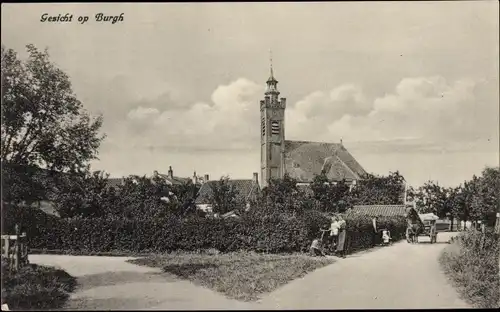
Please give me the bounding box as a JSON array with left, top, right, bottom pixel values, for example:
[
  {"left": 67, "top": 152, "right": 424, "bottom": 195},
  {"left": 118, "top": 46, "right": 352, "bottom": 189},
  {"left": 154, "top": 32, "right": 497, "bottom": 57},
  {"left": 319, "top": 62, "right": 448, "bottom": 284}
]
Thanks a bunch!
[{"left": 40, "top": 13, "right": 124, "bottom": 24}]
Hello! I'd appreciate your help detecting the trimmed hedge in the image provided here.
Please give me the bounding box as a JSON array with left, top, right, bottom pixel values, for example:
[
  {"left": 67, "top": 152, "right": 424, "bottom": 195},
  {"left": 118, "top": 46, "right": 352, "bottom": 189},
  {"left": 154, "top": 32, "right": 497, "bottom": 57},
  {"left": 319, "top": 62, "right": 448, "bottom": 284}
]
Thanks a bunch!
[
  {"left": 345, "top": 213, "right": 407, "bottom": 252},
  {"left": 3, "top": 204, "right": 406, "bottom": 254}
]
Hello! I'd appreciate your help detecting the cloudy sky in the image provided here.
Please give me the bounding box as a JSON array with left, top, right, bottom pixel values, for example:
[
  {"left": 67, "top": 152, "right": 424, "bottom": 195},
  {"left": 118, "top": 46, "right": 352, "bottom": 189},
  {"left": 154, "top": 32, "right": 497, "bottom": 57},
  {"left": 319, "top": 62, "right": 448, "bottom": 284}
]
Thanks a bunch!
[{"left": 2, "top": 2, "right": 499, "bottom": 187}]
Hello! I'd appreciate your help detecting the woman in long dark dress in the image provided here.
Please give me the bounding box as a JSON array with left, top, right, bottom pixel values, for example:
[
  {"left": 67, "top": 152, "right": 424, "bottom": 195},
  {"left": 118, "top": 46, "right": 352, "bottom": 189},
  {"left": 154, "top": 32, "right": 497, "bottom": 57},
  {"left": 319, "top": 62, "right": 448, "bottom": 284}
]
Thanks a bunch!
[{"left": 336, "top": 215, "right": 347, "bottom": 258}]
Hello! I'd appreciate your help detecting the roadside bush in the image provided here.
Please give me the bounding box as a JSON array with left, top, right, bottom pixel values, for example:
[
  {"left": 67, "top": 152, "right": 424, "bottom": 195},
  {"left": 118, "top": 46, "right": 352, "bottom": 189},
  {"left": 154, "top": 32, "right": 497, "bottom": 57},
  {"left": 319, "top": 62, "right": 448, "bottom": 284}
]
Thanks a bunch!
[
  {"left": 1, "top": 257, "right": 77, "bottom": 310},
  {"left": 439, "top": 229, "right": 499, "bottom": 308}
]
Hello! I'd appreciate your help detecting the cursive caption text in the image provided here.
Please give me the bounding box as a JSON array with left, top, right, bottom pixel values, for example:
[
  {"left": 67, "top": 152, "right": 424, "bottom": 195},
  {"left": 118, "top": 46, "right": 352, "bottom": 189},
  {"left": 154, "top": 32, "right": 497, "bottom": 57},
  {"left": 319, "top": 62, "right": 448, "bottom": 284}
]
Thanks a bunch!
[{"left": 40, "top": 13, "right": 124, "bottom": 24}]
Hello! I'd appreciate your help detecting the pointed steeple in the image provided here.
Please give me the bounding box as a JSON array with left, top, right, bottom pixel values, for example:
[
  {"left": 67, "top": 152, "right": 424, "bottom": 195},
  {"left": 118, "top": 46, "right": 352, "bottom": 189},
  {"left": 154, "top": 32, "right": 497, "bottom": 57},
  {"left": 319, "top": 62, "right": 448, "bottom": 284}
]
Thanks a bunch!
[
  {"left": 266, "top": 49, "right": 279, "bottom": 96},
  {"left": 268, "top": 49, "right": 275, "bottom": 81}
]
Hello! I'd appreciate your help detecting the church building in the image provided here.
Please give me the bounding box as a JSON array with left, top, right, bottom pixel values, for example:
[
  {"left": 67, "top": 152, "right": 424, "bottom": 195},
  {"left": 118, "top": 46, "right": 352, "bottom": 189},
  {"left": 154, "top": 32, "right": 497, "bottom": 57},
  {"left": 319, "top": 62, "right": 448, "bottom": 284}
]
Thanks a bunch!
[{"left": 260, "top": 63, "right": 368, "bottom": 188}]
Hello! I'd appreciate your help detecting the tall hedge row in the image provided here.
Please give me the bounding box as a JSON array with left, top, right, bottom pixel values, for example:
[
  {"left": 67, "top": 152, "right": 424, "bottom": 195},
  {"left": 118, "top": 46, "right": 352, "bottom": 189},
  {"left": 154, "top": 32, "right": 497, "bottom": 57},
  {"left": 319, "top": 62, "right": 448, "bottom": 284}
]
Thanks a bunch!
[{"left": 3, "top": 204, "right": 407, "bottom": 254}]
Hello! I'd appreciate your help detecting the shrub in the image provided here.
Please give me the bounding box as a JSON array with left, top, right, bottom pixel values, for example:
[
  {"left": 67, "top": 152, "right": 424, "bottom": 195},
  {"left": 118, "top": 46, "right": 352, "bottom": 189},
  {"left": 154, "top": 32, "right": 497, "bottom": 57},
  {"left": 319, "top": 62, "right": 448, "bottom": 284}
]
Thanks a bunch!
[
  {"left": 4, "top": 203, "right": 406, "bottom": 255},
  {"left": 1, "top": 257, "right": 77, "bottom": 310},
  {"left": 439, "top": 229, "right": 499, "bottom": 308}
]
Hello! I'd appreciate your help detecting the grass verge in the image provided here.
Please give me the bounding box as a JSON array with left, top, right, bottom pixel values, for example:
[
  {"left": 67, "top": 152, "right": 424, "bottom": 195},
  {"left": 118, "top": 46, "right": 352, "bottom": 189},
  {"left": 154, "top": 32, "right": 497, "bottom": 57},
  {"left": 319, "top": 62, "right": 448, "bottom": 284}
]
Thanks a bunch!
[
  {"left": 129, "top": 251, "right": 335, "bottom": 301},
  {"left": 438, "top": 229, "right": 499, "bottom": 309},
  {"left": 1, "top": 257, "right": 77, "bottom": 310}
]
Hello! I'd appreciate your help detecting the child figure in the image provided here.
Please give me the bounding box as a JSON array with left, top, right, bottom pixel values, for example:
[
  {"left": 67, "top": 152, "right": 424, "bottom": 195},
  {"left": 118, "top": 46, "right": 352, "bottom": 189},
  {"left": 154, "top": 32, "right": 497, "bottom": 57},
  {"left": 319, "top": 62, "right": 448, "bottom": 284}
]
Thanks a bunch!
[
  {"left": 382, "top": 229, "right": 391, "bottom": 245},
  {"left": 309, "top": 238, "right": 326, "bottom": 257}
]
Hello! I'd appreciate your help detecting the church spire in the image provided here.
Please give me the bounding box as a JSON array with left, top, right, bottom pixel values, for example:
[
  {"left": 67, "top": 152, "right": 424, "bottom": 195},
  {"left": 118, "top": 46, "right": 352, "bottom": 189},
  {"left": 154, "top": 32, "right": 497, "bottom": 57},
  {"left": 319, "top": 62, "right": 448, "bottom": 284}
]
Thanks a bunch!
[
  {"left": 266, "top": 49, "right": 279, "bottom": 95},
  {"left": 269, "top": 49, "right": 274, "bottom": 80}
]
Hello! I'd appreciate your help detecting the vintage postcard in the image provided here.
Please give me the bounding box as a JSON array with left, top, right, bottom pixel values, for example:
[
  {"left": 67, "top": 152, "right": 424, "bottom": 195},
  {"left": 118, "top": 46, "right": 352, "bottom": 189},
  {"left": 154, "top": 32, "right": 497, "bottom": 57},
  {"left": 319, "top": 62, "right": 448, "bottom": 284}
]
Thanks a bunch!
[{"left": 1, "top": 2, "right": 499, "bottom": 310}]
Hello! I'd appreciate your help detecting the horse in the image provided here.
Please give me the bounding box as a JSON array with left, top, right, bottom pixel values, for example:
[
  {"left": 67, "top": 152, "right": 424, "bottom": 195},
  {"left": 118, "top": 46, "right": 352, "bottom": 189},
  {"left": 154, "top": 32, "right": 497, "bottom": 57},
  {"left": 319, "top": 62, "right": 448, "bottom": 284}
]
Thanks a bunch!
[{"left": 407, "top": 224, "right": 421, "bottom": 244}]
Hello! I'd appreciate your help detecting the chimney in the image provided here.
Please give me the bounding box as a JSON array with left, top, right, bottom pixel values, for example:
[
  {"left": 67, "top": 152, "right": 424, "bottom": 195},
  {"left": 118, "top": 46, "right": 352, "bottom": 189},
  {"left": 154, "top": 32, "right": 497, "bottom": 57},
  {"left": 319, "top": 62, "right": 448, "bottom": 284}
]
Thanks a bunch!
[
  {"left": 192, "top": 171, "right": 198, "bottom": 184},
  {"left": 204, "top": 174, "right": 209, "bottom": 182},
  {"left": 120, "top": 177, "right": 125, "bottom": 185},
  {"left": 168, "top": 166, "right": 173, "bottom": 179},
  {"left": 253, "top": 172, "right": 258, "bottom": 184}
]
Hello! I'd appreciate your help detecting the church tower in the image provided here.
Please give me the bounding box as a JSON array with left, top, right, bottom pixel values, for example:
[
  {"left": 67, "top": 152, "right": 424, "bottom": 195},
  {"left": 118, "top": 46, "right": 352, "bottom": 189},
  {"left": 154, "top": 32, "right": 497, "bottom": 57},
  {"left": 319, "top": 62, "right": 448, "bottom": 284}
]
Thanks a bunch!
[{"left": 260, "top": 52, "right": 287, "bottom": 188}]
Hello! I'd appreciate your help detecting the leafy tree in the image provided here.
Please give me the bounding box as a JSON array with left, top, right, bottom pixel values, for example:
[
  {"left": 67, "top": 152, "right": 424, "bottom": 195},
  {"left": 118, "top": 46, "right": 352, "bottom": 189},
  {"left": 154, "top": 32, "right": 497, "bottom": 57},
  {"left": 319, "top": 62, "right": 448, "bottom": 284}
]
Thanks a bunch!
[
  {"left": 477, "top": 167, "right": 500, "bottom": 226},
  {"left": 1, "top": 44, "right": 104, "bottom": 203},
  {"left": 171, "top": 181, "right": 200, "bottom": 208},
  {"left": 310, "top": 173, "right": 330, "bottom": 211},
  {"left": 450, "top": 183, "right": 472, "bottom": 227},
  {"left": 170, "top": 180, "right": 201, "bottom": 217},
  {"left": 261, "top": 174, "right": 307, "bottom": 215},
  {"left": 467, "top": 167, "right": 500, "bottom": 226},
  {"left": 111, "top": 175, "right": 176, "bottom": 219},
  {"left": 413, "top": 181, "right": 450, "bottom": 217},
  {"left": 1, "top": 162, "right": 46, "bottom": 205},
  {"left": 464, "top": 175, "right": 483, "bottom": 224},
  {"left": 263, "top": 174, "right": 300, "bottom": 204},
  {"left": 414, "top": 166, "right": 500, "bottom": 230},
  {"left": 48, "top": 170, "right": 114, "bottom": 218},
  {"left": 208, "top": 176, "right": 242, "bottom": 215},
  {"left": 310, "top": 173, "right": 352, "bottom": 213},
  {"left": 330, "top": 180, "right": 352, "bottom": 213},
  {"left": 350, "top": 171, "right": 406, "bottom": 205}
]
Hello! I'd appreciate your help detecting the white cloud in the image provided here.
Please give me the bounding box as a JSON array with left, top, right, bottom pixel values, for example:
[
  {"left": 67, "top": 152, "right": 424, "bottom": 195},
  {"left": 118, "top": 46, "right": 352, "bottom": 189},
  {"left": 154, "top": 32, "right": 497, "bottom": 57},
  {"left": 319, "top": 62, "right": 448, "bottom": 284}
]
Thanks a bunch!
[
  {"left": 120, "top": 78, "right": 264, "bottom": 150},
  {"left": 105, "top": 75, "right": 497, "bottom": 156},
  {"left": 287, "top": 76, "right": 496, "bottom": 146},
  {"left": 127, "top": 107, "right": 160, "bottom": 120}
]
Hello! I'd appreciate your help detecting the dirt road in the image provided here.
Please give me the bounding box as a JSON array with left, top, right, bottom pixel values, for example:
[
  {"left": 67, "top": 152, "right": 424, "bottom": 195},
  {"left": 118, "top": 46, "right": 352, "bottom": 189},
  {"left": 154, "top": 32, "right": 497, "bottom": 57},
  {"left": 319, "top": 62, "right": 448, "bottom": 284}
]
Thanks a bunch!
[
  {"left": 28, "top": 255, "right": 258, "bottom": 310},
  {"left": 259, "top": 232, "right": 470, "bottom": 309},
  {"left": 29, "top": 232, "right": 469, "bottom": 310}
]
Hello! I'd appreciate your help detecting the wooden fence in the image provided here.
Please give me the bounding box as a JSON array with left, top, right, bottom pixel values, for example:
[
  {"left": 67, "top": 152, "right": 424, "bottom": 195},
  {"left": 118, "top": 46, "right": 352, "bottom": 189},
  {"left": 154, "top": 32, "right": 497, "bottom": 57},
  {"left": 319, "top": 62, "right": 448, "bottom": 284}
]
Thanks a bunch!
[{"left": 1, "top": 225, "right": 29, "bottom": 272}]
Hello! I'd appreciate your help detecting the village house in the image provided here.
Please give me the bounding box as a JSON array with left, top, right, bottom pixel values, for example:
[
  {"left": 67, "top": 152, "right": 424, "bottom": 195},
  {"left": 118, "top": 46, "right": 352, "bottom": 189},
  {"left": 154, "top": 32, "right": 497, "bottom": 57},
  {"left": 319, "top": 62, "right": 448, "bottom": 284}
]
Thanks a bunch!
[{"left": 194, "top": 172, "right": 261, "bottom": 216}]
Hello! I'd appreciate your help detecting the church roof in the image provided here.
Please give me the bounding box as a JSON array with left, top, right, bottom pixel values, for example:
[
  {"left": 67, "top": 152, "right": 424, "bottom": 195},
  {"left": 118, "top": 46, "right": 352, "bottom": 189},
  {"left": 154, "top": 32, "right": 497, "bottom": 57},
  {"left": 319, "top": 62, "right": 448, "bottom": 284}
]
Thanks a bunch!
[
  {"left": 194, "top": 179, "right": 260, "bottom": 205},
  {"left": 284, "top": 140, "right": 367, "bottom": 183}
]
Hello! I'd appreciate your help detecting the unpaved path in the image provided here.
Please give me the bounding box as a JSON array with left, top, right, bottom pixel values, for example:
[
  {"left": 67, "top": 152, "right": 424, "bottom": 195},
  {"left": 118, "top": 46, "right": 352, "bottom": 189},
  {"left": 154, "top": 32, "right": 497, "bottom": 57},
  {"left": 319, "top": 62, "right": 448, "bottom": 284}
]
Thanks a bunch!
[
  {"left": 29, "top": 232, "right": 469, "bottom": 310},
  {"left": 28, "top": 255, "right": 258, "bottom": 310},
  {"left": 258, "top": 232, "right": 470, "bottom": 309}
]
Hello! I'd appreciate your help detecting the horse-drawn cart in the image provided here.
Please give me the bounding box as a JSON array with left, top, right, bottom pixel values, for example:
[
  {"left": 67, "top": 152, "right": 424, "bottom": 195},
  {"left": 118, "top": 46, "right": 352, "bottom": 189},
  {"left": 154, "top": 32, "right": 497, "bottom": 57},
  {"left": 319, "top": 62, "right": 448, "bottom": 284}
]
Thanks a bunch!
[
  {"left": 407, "top": 213, "right": 441, "bottom": 244},
  {"left": 417, "top": 213, "right": 440, "bottom": 243}
]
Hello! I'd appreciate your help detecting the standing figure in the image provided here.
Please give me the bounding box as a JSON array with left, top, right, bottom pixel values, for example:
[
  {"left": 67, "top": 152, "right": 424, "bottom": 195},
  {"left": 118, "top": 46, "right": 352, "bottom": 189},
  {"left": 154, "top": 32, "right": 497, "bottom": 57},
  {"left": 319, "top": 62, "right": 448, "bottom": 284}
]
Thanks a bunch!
[
  {"left": 429, "top": 220, "right": 437, "bottom": 243},
  {"left": 372, "top": 216, "right": 379, "bottom": 246},
  {"left": 336, "top": 215, "right": 347, "bottom": 258},
  {"left": 330, "top": 216, "right": 340, "bottom": 251}
]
